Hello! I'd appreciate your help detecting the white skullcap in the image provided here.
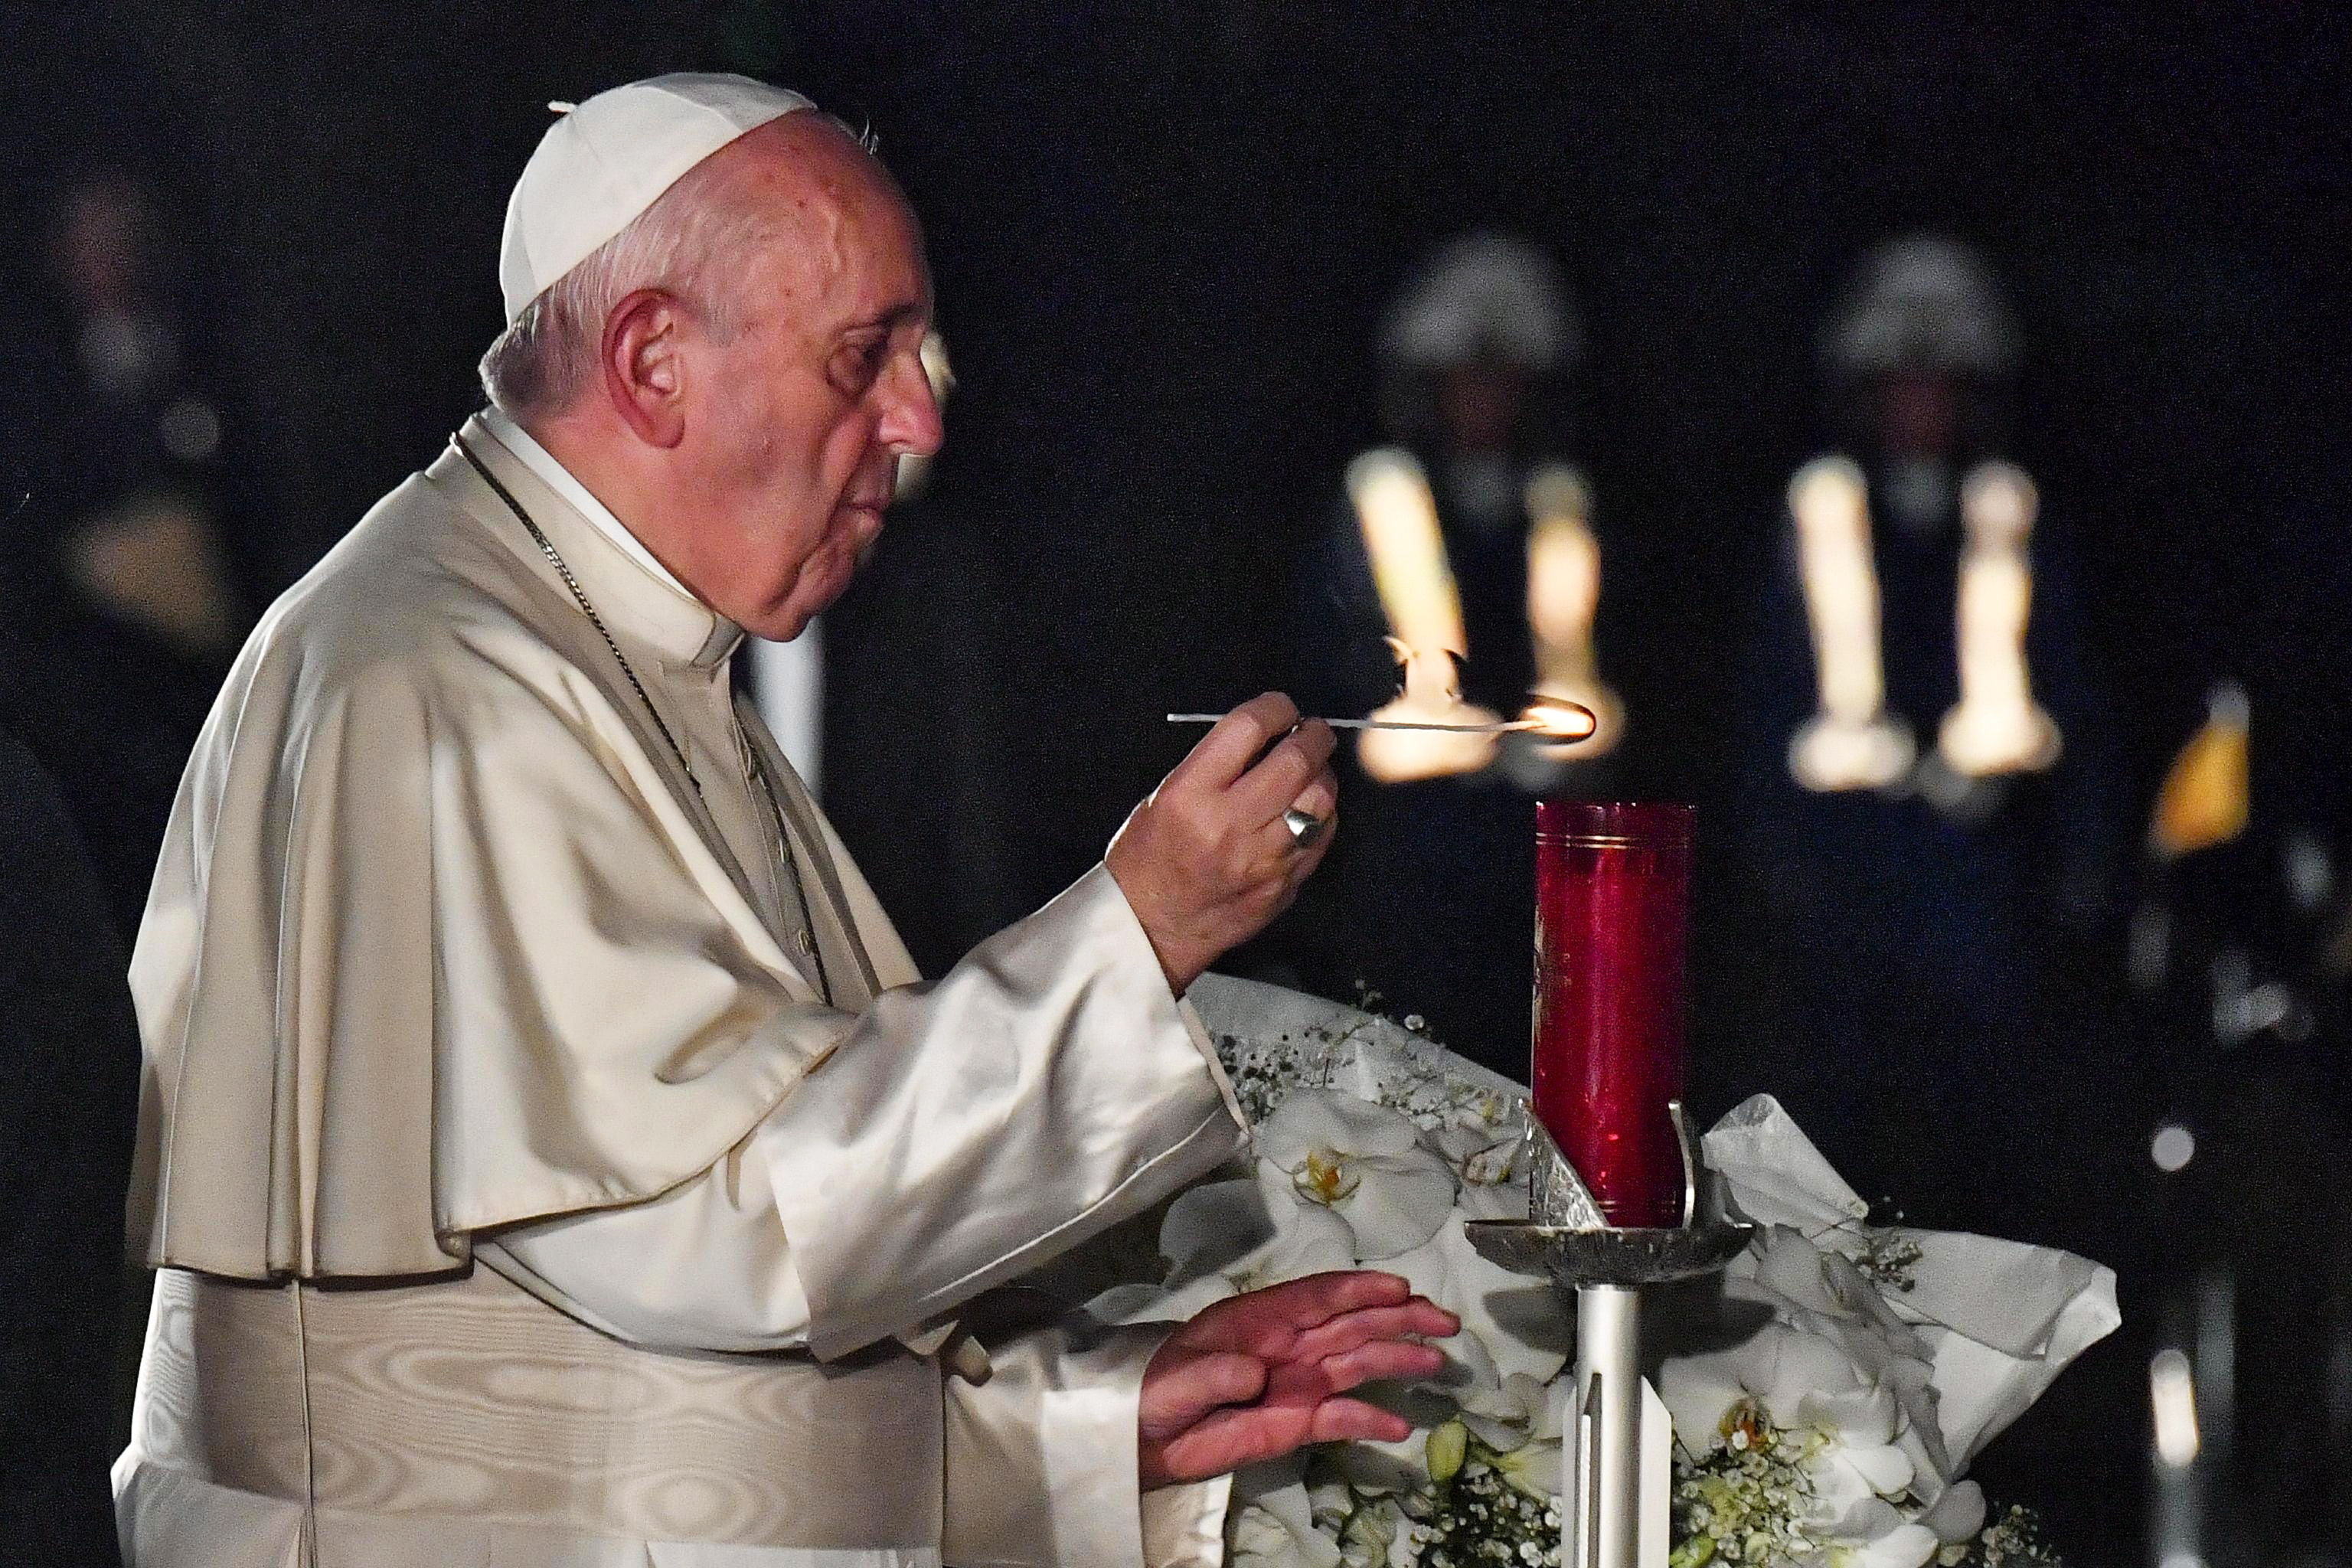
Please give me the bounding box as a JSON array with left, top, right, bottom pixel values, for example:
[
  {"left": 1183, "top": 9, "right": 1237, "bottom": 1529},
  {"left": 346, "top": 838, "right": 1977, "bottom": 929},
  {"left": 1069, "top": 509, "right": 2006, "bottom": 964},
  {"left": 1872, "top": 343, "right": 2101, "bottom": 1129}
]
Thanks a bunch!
[
  {"left": 1380, "top": 231, "right": 1580, "bottom": 374},
  {"left": 1821, "top": 233, "right": 2022, "bottom": 380},
  {"left": 499, "top": 72, "right": 815, "bottom": 323}
]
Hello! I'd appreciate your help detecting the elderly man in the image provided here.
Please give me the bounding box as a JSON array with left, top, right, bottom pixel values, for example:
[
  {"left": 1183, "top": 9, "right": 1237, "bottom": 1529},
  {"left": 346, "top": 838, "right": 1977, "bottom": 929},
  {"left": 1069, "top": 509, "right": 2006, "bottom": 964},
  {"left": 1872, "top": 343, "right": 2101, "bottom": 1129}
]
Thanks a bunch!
[{"left": 114, "top": 75, "right": 1452, "bottom": 1566}]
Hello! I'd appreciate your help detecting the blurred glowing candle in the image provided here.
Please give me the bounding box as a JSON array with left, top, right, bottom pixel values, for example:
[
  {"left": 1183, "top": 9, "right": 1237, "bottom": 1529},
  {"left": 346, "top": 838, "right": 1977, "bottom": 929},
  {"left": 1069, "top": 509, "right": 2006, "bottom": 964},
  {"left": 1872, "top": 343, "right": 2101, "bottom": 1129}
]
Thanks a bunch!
[
  {"left": 1350, "top": 447, "right": 1465, "bottom": 661},
  {"left": 2150, "top": 682, "right": 2250, "bottom": 860},
  {"left": 1787, "top": 457, "right": 1915, "bottom": 792},
  {"left": 1348, "top": 448, "right": 1504, "bottom": 782},
  {"left": 1523, "top": 463, "right": 1624, "bottom": 757},
  {"left": 1937, "top": 462, "right": 2060, "bottom": 777},
  {"left": 1530, "top": 801, "right": 1694, "bottom": 1229}
]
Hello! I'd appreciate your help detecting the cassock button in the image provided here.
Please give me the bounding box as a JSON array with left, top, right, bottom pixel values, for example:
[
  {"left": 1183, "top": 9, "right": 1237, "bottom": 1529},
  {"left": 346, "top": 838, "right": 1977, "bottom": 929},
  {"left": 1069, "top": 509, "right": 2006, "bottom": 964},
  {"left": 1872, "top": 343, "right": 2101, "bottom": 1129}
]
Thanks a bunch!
[{"left": 795, "top": 928, "right": 815, "bottom": 957}]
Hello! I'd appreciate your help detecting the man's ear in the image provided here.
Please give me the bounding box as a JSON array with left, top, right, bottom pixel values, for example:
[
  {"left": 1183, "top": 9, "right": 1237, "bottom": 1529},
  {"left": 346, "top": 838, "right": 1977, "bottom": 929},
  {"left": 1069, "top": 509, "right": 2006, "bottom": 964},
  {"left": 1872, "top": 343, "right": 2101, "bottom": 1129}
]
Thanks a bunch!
[{"left": 599, "top": 288, "right": 688, "bottom": 448}]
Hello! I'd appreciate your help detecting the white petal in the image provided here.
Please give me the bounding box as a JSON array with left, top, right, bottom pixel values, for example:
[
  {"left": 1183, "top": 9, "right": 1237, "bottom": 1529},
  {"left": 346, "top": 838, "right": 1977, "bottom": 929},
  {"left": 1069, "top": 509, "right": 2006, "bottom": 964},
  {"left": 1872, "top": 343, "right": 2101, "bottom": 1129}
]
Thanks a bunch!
[
  {"left": 1162, "top": 1176, "right": 1277, "bottom": 1271},
  {"left": 1385, "top": 1216, "right": 1571, "bottom": 1387},
  {"left": 1257, "top": 1088, "right": 1423, "bottom": 1167},
  {"left": 1242, "top": 1204, "right": 1360, "bottom": 1289},
  {"left": 1336, "top": 1151, "right": 1457, "bottom": 1258},
  {"left": 1230, "top": 1481, "right": 1346, "bottom": 1568},
  {"left": 1851, "top": 1524, "right": 1939, "bottom": 1568},
  {"left": 1760, "top": 1325, "right": 1867, "bottom": 1427},
  {"left": 1798, "top": 1383, "right": 1900, "bottom": 1448},
  {"left": 1658, "top": 1338, "right": 1759, "bottom": 1452},
  {"left": 1919, "top": 1480, "right": 1986, "bottom": 1544},
  {"left": 1838, "top": 1441, "right": 1916, "bottom": 1498}
]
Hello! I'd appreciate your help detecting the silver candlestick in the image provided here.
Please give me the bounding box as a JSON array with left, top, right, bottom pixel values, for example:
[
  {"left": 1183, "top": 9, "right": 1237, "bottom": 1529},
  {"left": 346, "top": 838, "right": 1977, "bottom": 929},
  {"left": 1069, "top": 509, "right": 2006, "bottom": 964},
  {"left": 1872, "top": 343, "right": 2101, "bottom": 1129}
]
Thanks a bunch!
[{"left": 1466, "top": 1106, "right": 1752, "bottom": 1568}]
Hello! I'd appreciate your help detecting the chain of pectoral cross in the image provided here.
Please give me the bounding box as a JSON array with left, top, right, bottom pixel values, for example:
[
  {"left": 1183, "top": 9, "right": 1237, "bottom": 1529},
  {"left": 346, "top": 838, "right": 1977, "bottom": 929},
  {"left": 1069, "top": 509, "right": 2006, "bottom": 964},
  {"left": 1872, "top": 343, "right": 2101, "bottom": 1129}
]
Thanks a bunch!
[{"left": 456, "top": 434, "right": 831, "bottom": 1000}]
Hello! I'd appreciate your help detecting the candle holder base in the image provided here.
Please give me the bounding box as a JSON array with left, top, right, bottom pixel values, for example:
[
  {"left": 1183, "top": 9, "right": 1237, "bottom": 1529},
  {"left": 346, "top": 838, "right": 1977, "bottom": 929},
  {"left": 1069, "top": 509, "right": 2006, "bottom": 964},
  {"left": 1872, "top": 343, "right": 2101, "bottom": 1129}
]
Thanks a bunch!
[
  {"left": 1462, "top": 1111, "right": 1752, "bottom": 1568},
  {"left": 1462, "top": 1214, "right": 1753, "bottom": 1292}
]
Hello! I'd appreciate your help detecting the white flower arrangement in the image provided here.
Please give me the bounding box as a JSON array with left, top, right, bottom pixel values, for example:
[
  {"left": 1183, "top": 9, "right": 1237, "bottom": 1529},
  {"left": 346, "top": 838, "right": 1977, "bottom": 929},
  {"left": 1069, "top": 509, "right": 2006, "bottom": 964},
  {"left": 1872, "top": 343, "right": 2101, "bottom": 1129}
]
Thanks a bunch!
[{"left": 1094, "top": 976, "right": 2117, "bottom": 1568}]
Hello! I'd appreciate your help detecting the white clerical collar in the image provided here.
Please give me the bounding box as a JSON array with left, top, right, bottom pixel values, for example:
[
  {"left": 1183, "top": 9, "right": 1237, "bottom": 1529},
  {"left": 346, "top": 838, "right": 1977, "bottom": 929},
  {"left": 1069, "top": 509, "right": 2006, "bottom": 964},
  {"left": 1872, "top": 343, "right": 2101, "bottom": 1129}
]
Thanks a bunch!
[{"left": 479, "top": 405, "right": 695, "bottom": 602}]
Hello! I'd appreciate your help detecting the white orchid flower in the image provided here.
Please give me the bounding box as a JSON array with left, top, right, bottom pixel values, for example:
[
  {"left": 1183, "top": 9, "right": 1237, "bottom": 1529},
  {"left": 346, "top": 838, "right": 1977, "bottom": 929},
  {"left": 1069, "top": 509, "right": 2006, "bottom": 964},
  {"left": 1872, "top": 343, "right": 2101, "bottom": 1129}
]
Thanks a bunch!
[
  {"left": 1335, "top": 1492, "right": 1406, "bottom": 1568},
  {"left": 1086, "top": 1176, "right": 1357, "bottom": 1328},
  {"left": 1460, "top": 1369, "right": 1560, "bottom": 1452},
  {"left": 1426, "top": 1121, "right": 1526, "bottom": 1220},
  {"left": 1657, "top": 1338, "right": 1754, "bottom": 1456},
  {"left": 1919, "top": 1479, "right": 1987, "bottom": 1561},
  {"left": 1658, "top": 1318, "right": 1839, "bottom": 1451},
  {"left": 1385, "top": 1214, "right": 1572, "bottom": 1390},
  {"left": 1792, "top": 1384, "right": 1916, "bottom": 1532},
  {"left": 1466, "top": 1374, "right": 1565, "bottom": 1498},
  {"left": 1727, "top": 1227, "right": 1952, "bottom": 1487},
  {"left": 1802, "top": 1499, "right": 1939, "bottom": 1568},
  {"left": 1326, "top": 1320, "right": 1544, "bottom": 1494},
  {"left": 1229, "top": 1481, "right": 1344, "bottom": 1568},
  {"left": 1162, "top": 1176, "right": 1360, "bottom": 1293},
  {"left": 1254, "top": 1089, "right": 1457, "bottom": 1260}
]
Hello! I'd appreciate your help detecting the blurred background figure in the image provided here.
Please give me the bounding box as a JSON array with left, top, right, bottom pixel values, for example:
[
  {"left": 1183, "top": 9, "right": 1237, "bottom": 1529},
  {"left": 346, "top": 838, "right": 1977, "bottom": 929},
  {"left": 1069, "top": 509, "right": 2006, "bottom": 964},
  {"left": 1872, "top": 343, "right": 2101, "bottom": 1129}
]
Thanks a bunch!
[
  {"left": 0, "top": 171, "right": 247, "bottom": 938},
  {"left": 1725, "top": 233, "right": 2126, "bottom": 1235},
  {"left": 1720, "top": 234, "right": 2140, "bottom": 1550},
  {"left": 2131, "top": 678, "right": 2352, "bottom": 1556},
  {"left": 1283, "top": 233, "right": 1632, "bottom": 1076}
]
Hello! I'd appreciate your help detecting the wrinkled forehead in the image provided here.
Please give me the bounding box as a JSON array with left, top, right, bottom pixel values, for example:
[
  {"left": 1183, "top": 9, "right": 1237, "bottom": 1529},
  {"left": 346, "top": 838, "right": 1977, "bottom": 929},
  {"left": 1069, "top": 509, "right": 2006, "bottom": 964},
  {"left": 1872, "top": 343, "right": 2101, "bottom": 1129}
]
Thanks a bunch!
[{"left": 730, "top": 119, "right": 932, "bottom": 328}]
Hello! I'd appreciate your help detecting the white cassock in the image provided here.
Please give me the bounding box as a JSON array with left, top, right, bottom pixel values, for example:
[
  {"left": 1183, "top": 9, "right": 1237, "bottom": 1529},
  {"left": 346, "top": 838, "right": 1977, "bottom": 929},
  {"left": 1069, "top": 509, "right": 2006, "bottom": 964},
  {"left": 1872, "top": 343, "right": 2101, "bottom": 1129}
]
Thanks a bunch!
[{"left": 113, "top": 410, "right": 1246, "bottom": 1566}]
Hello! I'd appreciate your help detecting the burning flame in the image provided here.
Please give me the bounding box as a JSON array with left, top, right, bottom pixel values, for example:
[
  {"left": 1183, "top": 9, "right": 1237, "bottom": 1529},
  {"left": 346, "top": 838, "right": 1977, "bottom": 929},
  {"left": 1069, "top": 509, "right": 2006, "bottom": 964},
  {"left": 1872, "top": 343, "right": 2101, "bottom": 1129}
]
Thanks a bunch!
[
  {"left": 1347, "top": 451, "right": 1601, "bottom": 780},
  {"left": 1359, "top": 640, "right": 1503, "bottom": 782},
  {"left": 1519, "top": 694, "right": 1599, "bottom": 741}
]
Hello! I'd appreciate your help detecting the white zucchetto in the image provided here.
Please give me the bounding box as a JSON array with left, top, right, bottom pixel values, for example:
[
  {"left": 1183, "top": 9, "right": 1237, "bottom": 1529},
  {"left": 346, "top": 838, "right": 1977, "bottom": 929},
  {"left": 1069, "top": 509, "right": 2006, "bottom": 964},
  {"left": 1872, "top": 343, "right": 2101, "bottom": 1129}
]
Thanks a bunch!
[{"left": 499, "top": 72, "right": 815, "bottom": 323}]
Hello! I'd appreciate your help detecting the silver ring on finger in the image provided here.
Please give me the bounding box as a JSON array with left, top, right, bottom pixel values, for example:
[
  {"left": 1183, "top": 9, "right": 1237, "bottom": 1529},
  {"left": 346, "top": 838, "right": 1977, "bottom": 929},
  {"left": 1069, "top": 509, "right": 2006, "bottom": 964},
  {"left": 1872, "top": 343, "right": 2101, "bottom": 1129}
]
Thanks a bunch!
[{"left": 1281, "top": 807, "right": 1325, "bottom": 851}]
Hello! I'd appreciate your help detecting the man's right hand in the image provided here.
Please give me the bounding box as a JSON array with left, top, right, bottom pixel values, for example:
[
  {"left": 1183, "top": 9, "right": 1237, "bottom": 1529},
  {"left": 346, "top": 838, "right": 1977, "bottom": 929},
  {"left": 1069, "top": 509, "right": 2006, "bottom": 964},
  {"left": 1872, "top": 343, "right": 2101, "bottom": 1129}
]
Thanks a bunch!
[{"left": 1106, "top": 692, "right": 1338, "bottom": 995}]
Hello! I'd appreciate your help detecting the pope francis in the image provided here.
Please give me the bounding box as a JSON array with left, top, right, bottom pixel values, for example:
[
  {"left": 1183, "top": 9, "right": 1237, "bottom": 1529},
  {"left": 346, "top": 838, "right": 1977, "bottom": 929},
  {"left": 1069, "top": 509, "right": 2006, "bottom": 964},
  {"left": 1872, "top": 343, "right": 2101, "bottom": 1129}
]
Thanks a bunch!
[{"left": 111, "top": 74, "right": 1455, "bottom": 1567}]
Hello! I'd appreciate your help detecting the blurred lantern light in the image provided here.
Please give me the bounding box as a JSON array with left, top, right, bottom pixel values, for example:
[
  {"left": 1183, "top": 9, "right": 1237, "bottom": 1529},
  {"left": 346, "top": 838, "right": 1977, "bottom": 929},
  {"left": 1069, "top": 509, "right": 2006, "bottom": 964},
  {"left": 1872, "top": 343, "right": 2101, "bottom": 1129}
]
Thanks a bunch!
[
  {"left": 1348, "top": 449, "right": 1501, "bottom": 782},
  {"left": 1350, "top": 448, "right": 1465, "bottom": 659},
  {"left": 1937, "top": 462, "right": 2060, "bottom": 778},
  {"left": 1787, "top": 457, "right": 1915, "bottom": 791},
  {"left": 1379, "top": 232, "right": 1579, "bottom": 375},
  {"left": 1821, "top": 234, "right": 2023, "bottom": 383},
  {"left": 2150, "top": 1348, "right": 2201, "bottom": 1469},
  {"left": 2151, "top": 682, "right": 2250, "bottom": 861},
  {"left": 1522, "top": 463, "right": 1622, "bottom": 759},
  {"left": 2151, "top": 1122, "right": 2196, "bottom": 1174},
  {"left": 158, "top": 397, "right": 222, "bottom": 462}
]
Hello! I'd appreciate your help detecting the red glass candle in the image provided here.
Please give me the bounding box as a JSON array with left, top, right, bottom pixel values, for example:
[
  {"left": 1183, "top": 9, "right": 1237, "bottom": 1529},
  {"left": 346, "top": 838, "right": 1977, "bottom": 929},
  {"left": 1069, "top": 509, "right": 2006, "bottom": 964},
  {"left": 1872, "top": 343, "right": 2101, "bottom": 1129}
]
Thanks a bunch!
[{"left": 1530, "top": 801, "right": 1694, "bottom": 1229}]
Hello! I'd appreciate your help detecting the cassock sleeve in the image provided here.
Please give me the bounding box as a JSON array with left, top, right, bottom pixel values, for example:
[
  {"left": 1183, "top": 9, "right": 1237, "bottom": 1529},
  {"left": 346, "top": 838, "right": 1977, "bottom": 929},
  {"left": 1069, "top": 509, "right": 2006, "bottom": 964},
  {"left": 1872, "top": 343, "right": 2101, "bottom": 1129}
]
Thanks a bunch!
[
  {"left": 482, "top": 863, "right": 1242, "bottom": 1359},
  {"left": 941, "top": 1315, "right": 1231, "bottom": 1568}
]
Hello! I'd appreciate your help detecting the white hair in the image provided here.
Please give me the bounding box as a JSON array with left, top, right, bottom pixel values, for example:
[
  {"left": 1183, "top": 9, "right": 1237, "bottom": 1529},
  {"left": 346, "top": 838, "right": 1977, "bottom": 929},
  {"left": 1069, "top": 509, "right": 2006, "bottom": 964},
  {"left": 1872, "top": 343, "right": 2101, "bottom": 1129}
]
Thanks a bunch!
[{"left": 477, "top": 152, "right": 779, "bottom": 420}]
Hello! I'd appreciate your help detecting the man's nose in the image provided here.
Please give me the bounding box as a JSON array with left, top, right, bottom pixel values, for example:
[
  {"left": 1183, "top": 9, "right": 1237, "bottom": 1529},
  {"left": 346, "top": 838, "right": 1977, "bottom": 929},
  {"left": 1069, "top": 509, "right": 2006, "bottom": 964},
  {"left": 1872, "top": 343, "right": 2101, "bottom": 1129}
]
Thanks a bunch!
[{"left": 878, "top": 357, "right": 944, "bottom": 458}]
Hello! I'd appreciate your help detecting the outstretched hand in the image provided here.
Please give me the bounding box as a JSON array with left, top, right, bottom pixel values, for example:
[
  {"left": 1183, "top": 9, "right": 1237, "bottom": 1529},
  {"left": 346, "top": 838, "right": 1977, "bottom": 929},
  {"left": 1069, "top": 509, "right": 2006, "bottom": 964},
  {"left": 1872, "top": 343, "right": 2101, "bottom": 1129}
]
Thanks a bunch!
[{"left": 1138, "top": 1270, "right": 1458, "bottom": 1489}]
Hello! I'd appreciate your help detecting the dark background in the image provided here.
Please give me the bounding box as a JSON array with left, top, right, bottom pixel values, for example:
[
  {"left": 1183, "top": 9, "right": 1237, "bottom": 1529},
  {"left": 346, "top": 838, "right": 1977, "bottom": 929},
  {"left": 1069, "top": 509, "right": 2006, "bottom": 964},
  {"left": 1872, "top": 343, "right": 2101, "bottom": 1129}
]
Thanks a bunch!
[
  {"left": 2, "top": 3, "right": 2345, "bottom": 1562},
  {"left": 5, "top": 5, "right": 2341, "bottom": 974}
]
